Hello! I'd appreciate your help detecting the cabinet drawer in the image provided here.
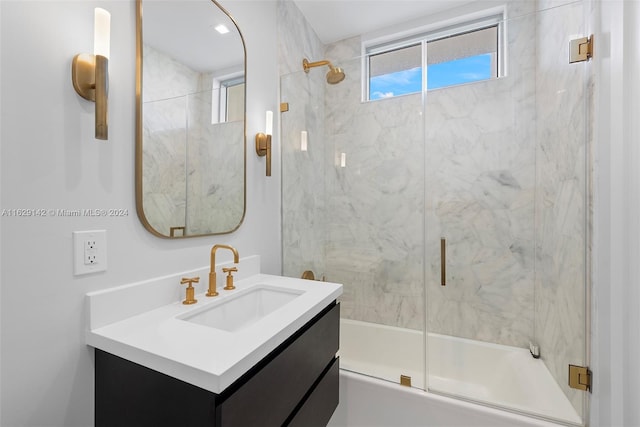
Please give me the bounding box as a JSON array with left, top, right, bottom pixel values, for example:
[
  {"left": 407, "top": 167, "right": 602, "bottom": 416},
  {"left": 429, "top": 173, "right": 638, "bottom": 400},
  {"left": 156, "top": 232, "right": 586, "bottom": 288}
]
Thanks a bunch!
[
  {"left": 288, "top": 357, "right": 339, "bottom": 427},
  {"left": 95, "top": 349, "right": 218, "bottom": 427},
  {"left": 218, "top": 303, "right": 339, "bottom": 426}
]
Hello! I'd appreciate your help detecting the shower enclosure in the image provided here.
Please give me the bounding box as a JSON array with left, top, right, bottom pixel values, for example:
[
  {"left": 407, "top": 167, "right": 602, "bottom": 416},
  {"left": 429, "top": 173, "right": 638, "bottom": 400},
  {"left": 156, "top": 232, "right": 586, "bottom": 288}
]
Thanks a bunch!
[
  {"left": 142, "top": 87, "right": 244, "bottom": 236},
  {"left": 279, "top": 0, "right": 590, "bottom": 425}
]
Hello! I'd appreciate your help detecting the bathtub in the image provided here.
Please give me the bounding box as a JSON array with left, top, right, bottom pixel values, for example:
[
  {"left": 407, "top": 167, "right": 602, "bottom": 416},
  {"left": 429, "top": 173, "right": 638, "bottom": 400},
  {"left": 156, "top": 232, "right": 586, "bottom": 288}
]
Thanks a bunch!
[{"left": 330, "top": 319, "right": 583, "bottom": 426}]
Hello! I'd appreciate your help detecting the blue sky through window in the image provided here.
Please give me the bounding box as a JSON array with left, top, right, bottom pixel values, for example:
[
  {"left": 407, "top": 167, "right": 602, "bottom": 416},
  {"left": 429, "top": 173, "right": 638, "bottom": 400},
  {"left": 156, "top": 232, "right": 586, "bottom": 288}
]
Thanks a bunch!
[
  {"left": 370, "top": 67, "right": 421, "bottom": 100},
  {"left": 369, "top": 53, "right": 493, "bottom": 100},
  {"left": 427, "top": 53, "right": 493, "bottom": 90}
]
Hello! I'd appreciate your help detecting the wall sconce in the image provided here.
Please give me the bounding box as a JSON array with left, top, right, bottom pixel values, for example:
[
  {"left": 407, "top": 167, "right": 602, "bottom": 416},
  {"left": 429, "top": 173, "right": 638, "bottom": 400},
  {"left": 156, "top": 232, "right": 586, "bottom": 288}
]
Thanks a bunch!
[
  {"left": 301, "top": 131, "right": 308, "bottom": 152},
  {"left": 340, "top": 152, "right": 347, "bottom": 168},
  {"left": 255, "top": 111, "right": 273, "bottom": 176},
  {"left": 71, "top": 8, "right": 110, "bottom": 140}
]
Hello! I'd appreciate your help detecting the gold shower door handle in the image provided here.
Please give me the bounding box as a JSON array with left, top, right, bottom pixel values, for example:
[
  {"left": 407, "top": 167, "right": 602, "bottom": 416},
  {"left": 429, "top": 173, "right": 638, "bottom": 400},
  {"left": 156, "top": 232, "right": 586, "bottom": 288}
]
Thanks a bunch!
[{"left": 441, "top": 238, "right": 446, "bottom": 286}]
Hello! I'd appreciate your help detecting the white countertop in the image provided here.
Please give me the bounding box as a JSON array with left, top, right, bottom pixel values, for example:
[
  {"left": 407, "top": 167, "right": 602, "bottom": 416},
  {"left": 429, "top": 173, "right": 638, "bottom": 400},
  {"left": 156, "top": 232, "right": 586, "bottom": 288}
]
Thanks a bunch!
[{"left": 86, "top": 257, "right": 342, "bottom": 394}]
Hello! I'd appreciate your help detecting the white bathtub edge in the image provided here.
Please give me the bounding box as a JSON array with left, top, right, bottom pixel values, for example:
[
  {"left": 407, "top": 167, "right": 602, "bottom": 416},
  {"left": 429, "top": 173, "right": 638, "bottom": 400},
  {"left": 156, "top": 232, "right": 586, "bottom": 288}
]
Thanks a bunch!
[{"left": 329, "top": 369, "right": 570, "bottom": 427}]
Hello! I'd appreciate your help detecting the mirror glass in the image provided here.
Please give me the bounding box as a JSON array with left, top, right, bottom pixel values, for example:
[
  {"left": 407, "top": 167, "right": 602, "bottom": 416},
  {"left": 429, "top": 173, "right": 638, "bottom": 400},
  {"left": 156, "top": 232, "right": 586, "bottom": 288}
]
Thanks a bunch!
[{"left": 136, "top": 0, "right": 246, "bottom": 238}]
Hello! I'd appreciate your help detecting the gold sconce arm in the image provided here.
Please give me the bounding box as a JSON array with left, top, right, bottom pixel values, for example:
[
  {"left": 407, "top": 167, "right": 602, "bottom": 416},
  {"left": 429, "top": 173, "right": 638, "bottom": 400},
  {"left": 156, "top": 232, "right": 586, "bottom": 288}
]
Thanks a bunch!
[
  {"left": 255, "top": 133, "right": 272, "bottom": 176},
  {"left": 72, "top": 53, "right": 109, "bottom": 140},
  {"left": 255, "top": 110, "right": 273, "bottom": 177},
  {"left": 94, "top": 55, "right": 108, "bottom": 139}
]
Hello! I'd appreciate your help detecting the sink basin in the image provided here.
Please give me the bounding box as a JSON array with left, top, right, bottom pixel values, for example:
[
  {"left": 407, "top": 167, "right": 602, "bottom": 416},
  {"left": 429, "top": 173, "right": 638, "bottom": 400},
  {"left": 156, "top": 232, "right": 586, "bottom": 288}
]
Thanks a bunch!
[{"left": 180, "top": 285, "right": 304, "bottom": 332}]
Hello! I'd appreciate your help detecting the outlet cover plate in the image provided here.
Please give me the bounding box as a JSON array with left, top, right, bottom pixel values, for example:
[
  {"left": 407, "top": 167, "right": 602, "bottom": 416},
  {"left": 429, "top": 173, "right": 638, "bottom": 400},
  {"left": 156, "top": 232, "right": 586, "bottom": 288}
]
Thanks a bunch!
[{"left": 73, "top": 230, "right": 107, "bottom": 275}]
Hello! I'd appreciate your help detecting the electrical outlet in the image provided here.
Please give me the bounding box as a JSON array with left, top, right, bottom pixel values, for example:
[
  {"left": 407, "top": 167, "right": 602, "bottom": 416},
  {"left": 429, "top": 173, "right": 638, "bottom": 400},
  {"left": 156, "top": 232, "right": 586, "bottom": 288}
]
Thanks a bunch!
[
  {"left": 73, "top": 230, "right": 107, "bottom": 275},
  {"left": 85, "top": 239, "right": 98, "bottom": 265}
]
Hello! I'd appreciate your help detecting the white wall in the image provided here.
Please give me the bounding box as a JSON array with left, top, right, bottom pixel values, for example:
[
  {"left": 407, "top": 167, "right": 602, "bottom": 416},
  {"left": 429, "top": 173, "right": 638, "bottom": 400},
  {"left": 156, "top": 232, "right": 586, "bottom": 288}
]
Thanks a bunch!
[
  {"left": 592, "top": 0, "right": 640, "bottom": 426},
  {"left": 2, "top": 0, "right": 640, "bottom": 426},
  {"left": 0, "top": 1, "right": 280, "bottom": 426}
]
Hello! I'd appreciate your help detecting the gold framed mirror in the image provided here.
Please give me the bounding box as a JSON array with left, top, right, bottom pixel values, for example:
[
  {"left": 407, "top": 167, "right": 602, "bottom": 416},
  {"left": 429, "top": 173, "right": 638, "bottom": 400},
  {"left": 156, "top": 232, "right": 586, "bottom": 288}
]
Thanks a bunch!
[{"left": 135, "top": 0, "right": 246, "bottom": 238}]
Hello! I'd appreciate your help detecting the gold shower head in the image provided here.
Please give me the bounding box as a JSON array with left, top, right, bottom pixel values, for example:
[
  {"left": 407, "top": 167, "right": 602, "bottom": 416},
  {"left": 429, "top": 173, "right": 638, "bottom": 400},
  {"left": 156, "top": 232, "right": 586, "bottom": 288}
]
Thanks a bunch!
[{"left": 302, "top": 58, "right": 346, "bottom": 85}]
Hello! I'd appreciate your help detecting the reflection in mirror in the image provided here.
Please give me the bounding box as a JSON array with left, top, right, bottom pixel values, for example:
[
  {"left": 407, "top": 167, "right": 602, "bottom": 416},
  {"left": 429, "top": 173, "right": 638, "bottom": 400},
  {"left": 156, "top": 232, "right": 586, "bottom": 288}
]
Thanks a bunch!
[{"left": 136, "top": 0, "right": 246, "bottom": 238}]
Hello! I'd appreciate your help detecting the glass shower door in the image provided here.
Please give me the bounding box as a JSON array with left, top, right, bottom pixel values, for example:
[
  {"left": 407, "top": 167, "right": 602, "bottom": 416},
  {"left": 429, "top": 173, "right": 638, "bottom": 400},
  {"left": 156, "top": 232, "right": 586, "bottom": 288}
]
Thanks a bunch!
[
  {"left": 424, "top": 1, "right": 589, "bottom": 424},
  {"left": 280, "top": 54, "right": 427, "bottom": 389}
]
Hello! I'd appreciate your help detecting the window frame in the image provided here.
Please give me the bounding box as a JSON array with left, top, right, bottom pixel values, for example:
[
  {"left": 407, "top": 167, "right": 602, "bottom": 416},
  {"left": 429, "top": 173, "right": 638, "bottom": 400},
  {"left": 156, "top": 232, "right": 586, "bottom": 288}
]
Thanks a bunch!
[
  {"left": 362, "top": 9, "right": 506, "bottom": 101},
  {"left": 219, "top": 77, "right": 245, "bottom": 123},
  {"left": 211, "top": 72, "right": 245, "bottom": 124}
]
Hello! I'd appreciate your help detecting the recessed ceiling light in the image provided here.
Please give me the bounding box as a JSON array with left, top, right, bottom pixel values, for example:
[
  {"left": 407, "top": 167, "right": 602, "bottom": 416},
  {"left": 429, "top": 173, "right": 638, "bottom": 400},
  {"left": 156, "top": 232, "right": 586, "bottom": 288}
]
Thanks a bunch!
[{"left": 215, "top": 24, "right": 230, "bottom": 34}]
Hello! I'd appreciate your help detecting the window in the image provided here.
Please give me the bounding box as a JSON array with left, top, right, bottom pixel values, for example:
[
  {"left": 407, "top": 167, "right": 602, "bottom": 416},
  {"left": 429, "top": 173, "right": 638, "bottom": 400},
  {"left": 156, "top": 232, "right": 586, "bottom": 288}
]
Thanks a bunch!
[
  {"left": 211, "top": 75, "right": 245, "bottom": 124},
  {"left": 369, "top": 44, "right": 422, "bottom": 100},
  {"left": 220, "top": 77, "right": 245, "bottom": 123},
  {"left": 365, "top": 13, "right": 504, "bottom": 100}
]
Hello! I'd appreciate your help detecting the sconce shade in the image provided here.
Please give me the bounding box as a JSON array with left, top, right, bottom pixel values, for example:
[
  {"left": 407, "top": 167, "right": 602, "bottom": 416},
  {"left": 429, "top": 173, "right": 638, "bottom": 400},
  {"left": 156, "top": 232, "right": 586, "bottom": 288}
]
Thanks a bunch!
[
  {"left": 265, "top": 110, "right": 273, "bottom": 135},
  {"left": 94, "top": 8, "right": 111, "bottom": 59},
  {"left": 71, "top": 8, "right": 110, "bottom": 140}
]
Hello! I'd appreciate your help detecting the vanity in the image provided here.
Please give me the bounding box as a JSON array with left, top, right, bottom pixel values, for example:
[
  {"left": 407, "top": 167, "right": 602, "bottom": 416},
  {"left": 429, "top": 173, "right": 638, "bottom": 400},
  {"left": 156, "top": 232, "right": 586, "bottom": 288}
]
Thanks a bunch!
[
  {"left": 116, "top": 0, "right": 343, "bottom": 422},
  {"left": 86, "top": 256, "right": 342, "bottom": 426}
]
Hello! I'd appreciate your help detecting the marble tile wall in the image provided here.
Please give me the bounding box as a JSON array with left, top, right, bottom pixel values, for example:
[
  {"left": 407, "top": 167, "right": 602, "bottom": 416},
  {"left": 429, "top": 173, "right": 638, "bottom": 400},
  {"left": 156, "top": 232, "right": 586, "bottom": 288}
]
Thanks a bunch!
[
  {"left": 142, "top": 45, "right": 244, "bottom": 236},
  {"left": 186, "top": 105, "right": 244, "bottom": 235},
  {"left": 425, "top": 2, "right": 538, "bottom": 348},
  {"left": 534, "top": 1, "right": 588, "bottom": 415},
  {"left": 142, "top": 44, "right": 196, "bottom": 235},
  {"left": 320, "top": 2, "right": 542, "bottom": 337},
  {"left": 279, "top": 2, "right": 588, "bottom": 413},
  {"left": 322, "top": 37, "right": 426, "bottom": 329},
  {"left": 278, "top": 0, "right": 327, "bottom": 280},
  {"left": 279, "top": 0, "right": 426, "bottom": 328},
  {"left": 324, "top": 88, "right": 426, "bottom": 329}
]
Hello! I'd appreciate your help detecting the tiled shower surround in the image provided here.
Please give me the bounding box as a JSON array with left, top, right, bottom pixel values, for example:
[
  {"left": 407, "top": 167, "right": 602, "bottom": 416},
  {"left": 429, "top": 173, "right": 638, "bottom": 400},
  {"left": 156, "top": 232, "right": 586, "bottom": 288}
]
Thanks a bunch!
[
  {"left": 279, "top": 0, "right": 588, "bottom": 417},
  {"left": 142, "top": 45, "right": 243, "bottom": 236},
  {"left": 534, "top": 0, "right": 588, "bottom": 412}
]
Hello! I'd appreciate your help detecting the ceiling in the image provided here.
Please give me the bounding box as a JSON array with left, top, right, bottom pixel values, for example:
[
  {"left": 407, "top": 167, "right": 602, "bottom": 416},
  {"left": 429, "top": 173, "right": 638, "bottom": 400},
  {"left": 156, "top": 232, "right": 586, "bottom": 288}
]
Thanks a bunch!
[
  {"left": 291, "top": 0, "right": 474, "bottom": 45},
  {"left": 143, "top": 0, "right": 244, "bottom": 73},
  {"left": 142, "top": 0, "right": 474, "bottom": 74}
]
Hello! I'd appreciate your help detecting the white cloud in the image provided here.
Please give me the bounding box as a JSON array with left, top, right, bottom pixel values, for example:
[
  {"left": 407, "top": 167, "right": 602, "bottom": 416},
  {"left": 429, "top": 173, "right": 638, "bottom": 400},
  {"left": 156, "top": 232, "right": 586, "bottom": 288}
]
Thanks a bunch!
[{"left": 372, "top": 91, "right": 395, "bottom": 99}]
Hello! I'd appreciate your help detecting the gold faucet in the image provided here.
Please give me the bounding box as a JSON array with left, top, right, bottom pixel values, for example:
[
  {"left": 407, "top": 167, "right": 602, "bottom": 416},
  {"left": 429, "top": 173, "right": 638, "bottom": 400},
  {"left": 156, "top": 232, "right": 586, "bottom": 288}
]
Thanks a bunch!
[
  {"left": 180, "top": 277, "right": 199, "bottom": 305},
  {"left": 207, "top": 244, "right": 239, "bottom": 297},
  {"left": 222, "top": 267, "right": 238, "bottom": 290}
]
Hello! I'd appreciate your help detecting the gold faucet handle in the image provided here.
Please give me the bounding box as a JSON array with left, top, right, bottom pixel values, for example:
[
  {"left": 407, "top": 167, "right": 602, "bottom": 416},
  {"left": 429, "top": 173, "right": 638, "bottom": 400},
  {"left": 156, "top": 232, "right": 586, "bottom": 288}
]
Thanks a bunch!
[
  {"left": 180, "top": 276, "right": 199, "bottom": 305},
  {"left": 222, "top": 267, "right": 237, "bottom": 290},
  {"left": 180, "top": 277, "right": 200, "bottom": 286}
]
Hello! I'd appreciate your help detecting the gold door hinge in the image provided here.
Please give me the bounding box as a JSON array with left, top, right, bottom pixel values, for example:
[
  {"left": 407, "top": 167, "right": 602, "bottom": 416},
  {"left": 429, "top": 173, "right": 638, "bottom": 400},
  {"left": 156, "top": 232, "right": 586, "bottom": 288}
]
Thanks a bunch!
[
  {"left": 280, "top": 102, "right": 289, "bottom": 113},
  {"left": 400, "top": 375, "right": 412, "bottom": 387},
  {"left": 569, "top": 364, "right": 592, "bottom": 392},
  {"left": 569, "top": 35, "right": 593, "bottom": 63}
]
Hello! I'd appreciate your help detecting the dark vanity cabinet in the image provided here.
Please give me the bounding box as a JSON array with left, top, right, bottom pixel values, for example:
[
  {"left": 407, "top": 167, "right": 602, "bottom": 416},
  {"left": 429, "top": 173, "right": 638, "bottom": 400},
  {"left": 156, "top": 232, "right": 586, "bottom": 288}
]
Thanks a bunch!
[{"left": 95, "top": 302, "right": 340, "bottom": 427}]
